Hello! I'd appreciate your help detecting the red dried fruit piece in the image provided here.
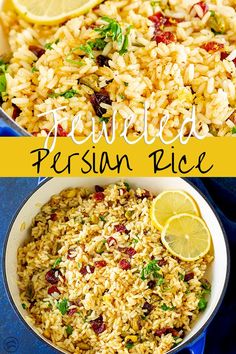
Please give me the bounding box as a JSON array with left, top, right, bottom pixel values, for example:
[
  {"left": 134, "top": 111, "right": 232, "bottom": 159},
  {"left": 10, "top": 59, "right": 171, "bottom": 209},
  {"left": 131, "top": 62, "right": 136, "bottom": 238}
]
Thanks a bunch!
[
  {"left": 12, "top": 104, "right": 21, "bottom": 120},
  {"left": 119, "top": 259, "right": 131, "bottom": 270},
  {"left": 107, "top": 237, "right": 117, "bottom": 247},
  {"left": 29, "top": 45, "right": 46, "bottom": 58},
  {"left": 94, "top": 260, "right": 107, "bottom": 268},
  {"left": 90, "top": 315, "right": 107, "bottom": 334},
  {"left": 147, "top": 280, "right": 156, "bottom": 289},
  {"left": 67, "top": 308, "right": 77, "bottom": 316},
  {"left": 155, "top": 327, "right": 180, "bottom": 337},
  {"left": 48, "top": 285, "right": 60, "bottom": 296},
  {"left": 201, "top": 42, "right": 224, "bottom": 53},
  {"left": 45, "top": 269, "right": 62, "bottom": 284},
  {"left": 90, "top": 90, "right": 112, "bottom": 118},
  {"left": 67, "top": 249, "right": 76, "bottom": 260},
  {"left": 158, "top": 259, "right": 167, "bottom": 267},
  {"left": 57, "top": 124, "right": 68, "bottom": 137},
  {"left": 94, "top": 192, "right": 105, "bottom": 201},
  {"left": 95, "top": 185, "right": 104, "bottom": 192},
  {"left": 125, "top": 247, "right": 137, "bottom": 258},
  {"left": 184, "top": 272, "right": 194, "bottom": 282},
  {"left": 154, "top": 31, "right": 177, "bottom": 45},
  {"left": 50, "top": 213, "right": 57, "bottom": 221},
  {"left": 80, "top": 265, "right": 95, "bottom": 275},
  {"left": 142, "top": 301, "right": 153, "bottom": 316},
  {"left": 220, "top": 51, "right": 228, "bottom": 61},
  {"left": 190, "top": 1, "right": 209, "bottom": 18},
  {"left": 149, "top": 12, "right": 182, "bottom": 29},
  {"left": 96, "top": 55, "right": 110, "bottom": 67},
  {"left": 114, "top": 224, "right": 128, "bottom": 234}
]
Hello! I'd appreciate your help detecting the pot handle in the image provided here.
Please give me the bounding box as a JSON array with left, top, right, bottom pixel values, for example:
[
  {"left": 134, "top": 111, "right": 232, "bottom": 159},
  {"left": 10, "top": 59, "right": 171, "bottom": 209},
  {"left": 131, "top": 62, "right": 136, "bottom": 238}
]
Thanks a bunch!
[
  {"left": 185, "top": 331, "right": 206, "bottom": 354},
  {"left": 0, "top": 119, "right": 21, "bottom": 136}
]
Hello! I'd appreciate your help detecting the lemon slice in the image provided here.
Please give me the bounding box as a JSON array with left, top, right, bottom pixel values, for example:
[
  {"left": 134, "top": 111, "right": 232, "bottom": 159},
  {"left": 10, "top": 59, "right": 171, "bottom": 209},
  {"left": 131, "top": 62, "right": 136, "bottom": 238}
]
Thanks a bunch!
[
  {"left": 150, "top": 191, "right": 199, "bottom": 230},
  {"left": 161, "top": 213, "right": 211, "bottom": 261},
  {"left": 11, "top": 0, "right": 104, "bottom": 25}
]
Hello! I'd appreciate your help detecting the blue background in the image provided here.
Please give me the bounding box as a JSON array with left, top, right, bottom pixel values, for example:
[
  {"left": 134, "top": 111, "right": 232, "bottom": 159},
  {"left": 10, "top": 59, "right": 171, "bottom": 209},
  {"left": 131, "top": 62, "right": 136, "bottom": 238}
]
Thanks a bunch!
[{"left": 0, "top": 178, "right": 235, "bottom": 354}]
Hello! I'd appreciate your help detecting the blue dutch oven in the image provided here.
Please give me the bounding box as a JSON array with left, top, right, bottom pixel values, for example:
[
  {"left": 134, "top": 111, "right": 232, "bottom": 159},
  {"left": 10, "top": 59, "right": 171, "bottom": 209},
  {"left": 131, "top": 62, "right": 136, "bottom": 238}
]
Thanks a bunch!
[{"left": 3, "top": 177, "right": 230, "bottom": 354}]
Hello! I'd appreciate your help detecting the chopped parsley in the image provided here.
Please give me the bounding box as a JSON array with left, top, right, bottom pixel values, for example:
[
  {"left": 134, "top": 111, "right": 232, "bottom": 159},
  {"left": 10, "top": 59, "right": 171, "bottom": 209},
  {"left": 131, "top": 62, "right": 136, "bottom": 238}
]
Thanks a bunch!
[
  {"left": 66, "top": 325, "right": 73, "bottom": 335},
  {"left": 0, "top": 59, "right": 7, "bottom": 97},
  {"left": 178, "top": 273, "right": 184, "bottom": 281},
  {"left": 52, "top": 257, "right": 62, "bottom": 269},
  {"left": 99, "top": 215, "right": 106, "bottom": 222},
  {"left": 32, "top": 66, "right": 39, "bottom": 73},
  {"left": 124, "top": 182, "right": 131, "bottom": 191},
  {"left": 198, "top": 297, "right": 208, "bottom": 311},
  {"left": 141, "top": 260, "right": 161, "bottom": 280},
  {"left": 132, "top": 238, "right": 139, "bottom": 244},
  {"left": 232, "top": 126, "right": 236, "bottom": 134},
  {"left": 161, "top": 304, "right": 175, "bottom": 311},
  {"left": 124, "top": 82, "right": 129, "bottom": 87},
  {"left": 57, "top": 299, "right": 69, "bottom": 315},
  {"left": 125, "top": 342, "right": 134, "bottom": 349},
  {"left": 80, "top": 44, "right": 95, "bottom": 59},
  {"left": 49, "top": 89, "right": 78, "bottom": 99},
  {"left": 22, "top": 303, "right": 27, "bottom": 309},
  {"left": 99, "top": 116, "right": 109, "bottom": 123},
  {"left": 45, "top": 39, "right": 59, "bottom": 50}
]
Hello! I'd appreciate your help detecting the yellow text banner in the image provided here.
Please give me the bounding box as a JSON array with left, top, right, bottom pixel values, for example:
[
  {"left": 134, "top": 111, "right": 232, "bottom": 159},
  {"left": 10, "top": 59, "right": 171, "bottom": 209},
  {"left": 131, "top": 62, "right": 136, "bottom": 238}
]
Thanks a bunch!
[{"left": 0, "top": 137, "right": 234, "bottom": 177}]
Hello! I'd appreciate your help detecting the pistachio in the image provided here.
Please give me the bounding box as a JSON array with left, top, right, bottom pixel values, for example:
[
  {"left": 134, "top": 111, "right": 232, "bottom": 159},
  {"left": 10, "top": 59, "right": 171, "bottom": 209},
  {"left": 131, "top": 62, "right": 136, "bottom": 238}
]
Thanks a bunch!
[
  {"left": 95, "top": 240, "right": 106, "bottom": 254},
  {"left": 91, "top": 214, "right": 99, "bottom": 224},
  {"left": 80, "top": 74, "right": 100, "bottom": 92},
  {"left": 208, "top": 13, "right": 226, "bottom": 34},
  {"left": 77, "top": 342, "right": 91, "bottom": 350},
  {"left": 125, "top": 210, "right": 134, "bottom": 220}
]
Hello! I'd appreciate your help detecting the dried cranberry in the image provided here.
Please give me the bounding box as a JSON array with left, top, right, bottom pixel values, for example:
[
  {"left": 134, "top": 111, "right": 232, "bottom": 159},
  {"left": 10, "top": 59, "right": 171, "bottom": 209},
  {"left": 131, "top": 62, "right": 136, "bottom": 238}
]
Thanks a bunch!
[
  {"left": 12, "top": 104, "right": 21, "bottom": 120},
  {"left": 67, "top": 249, "right": 76, "bottom": 260},
  {"left": 45, "top": 269, "right": 62, "bottom": 284},
  {"left": 154, "top": 328, "right": 167, "bottom": 337},
  {"left": 149, "top": 12, "right": 167, "bottom": 29},
  {"left": 114, "top": 224, "right": 128, "bottom": 234},
  {"left": 125, "top": 247, "right": 137, "bottom": 258},
  {"left": 48, "top": 285, "right": 60, "bottom": 296},
  {"left": 166, "top": 328, "right": 180, "bottom": 337},
  {"left": 136, "top": 190, "right": 151, "bottom": 199},
  {"left": 96, "top": 55, "right": 110, "bottom": 67},
  {"left": 201, "top": 42, "right": 224, "bottom": 53},
  {"left": 147, "top": 280, "right": 156, "bottom": 289},
  {"left": 90, "top": 315, "right": 107, "bottom": 334},
  {"left": 94, "top": 260, "right": 107, "bottom": 268},
  {"left": 94, "top": 192, "right": 105, "bottom": 201},
  {"left": 29, "top": 45, "right": 46, "bottom": 58},
  {"left": 95, "top": 185, "right": 104, "bottom": 192},
  {"left": 80, "top": 265, "right": 95, "bottom": 275},
  {"left": 184, "top": 272, "right": 194, "bottom": 282},
  {"left": 107, "top": 237, "right": 117, "bottom": 247},
  {"left": 64, "top": 216, "right": 69, "bottom": 222},
  {"left": 149, "top": 12, "right": 181, "bottom": 30},
  {"left": 158, "top": 259, "right": 167, "bottom": 267},
  {"left": 220, "top": 51, "right": 228, "bottom": 61},
  {"left": 142, "top": 301, "right": 153, "bottom": 316},
  {"left": 57, "top": 124, "right": 68, "bottom": 137},
  {"left": 90, "top": 90, "right": 112, "bottom": 118},
  {"left": 190, "top": 1, "right": 209, "bottom": 18},
  {"left": 50, "top": 213, "right": 57, "bottom": 221},
  {"left": 67, "top": 308, "right": 77, "bottom": 316},
  {"left": 154, "top": 31, "right": 177, "bottom": 45},
  {"left": 119, "top": 259, "right": 131, "bottom": 270}
]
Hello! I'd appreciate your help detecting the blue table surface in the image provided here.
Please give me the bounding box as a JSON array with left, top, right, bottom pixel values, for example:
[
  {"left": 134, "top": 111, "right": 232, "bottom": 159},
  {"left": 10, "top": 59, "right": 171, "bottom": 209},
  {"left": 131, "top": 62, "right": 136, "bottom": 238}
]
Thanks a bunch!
[{"left": 0, "top": 178, "right": 235, "bottom": 354}]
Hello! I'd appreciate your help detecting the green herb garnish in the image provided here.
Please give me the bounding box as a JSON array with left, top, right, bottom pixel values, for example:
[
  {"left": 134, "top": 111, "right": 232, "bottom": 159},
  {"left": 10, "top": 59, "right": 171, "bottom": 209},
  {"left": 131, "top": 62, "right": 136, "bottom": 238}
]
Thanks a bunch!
[
  {"left": 132, "top": 238, "right": 139, "bottom": 244},
  {"left": 125, "top": 342, "right": 134, "bottom": 349},
  {"left": 57, "top": 299, "right": 69, "bottom": 315},
  {"left": 99, "top": 116, "right": 109, "bottom": 123},
  {"left": 232, "top": 126, "right": 236, "bottom": 134},
  {"left": 141, "top": 259, "right": 160, "bottom": 280},
  {"left": 0, "top": 60, "right": 7, "bottom": 97},
  {"left": 32, "top": 66, "right": 39, "bottom": 73},
  {"left": 80, "top": 44, "right": 95, "bottom": 59},
  {"left": 49, "top": 89, "right": 78, "bottom": 99},
  {"left": 124, "top": 182, "right": 131, "bottom": 191},
  {"left": 22, "top": 303, "right": 27, "bottom": 309},
  {"left": 124, "top": 82, "right": 129, "bottom": 87},
  {"left": 99, "top": 215, "right": 106, "bottom": 222},
  {"left": 52, "top": 257, "right": 62, "bottom": 268},
  {"left": 161, "top": 304, "right": 175, "bottom": 311},
  {"left": 198, "top": 297, "right": 208, "bottom": 311},
  {"left": 178, "top": 273, "right": 184, "bottom": 281},
  {"left": 45, "top": 39, "right": 59, "bottom": 50},
  {"left": 66, "top": 325, "right": 73, "bottom": 335}
]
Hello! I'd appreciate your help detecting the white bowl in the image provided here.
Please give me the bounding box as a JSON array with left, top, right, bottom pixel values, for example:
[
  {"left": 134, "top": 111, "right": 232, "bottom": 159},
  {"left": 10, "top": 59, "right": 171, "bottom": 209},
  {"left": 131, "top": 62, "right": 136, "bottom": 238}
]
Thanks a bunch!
[{"left": 3, "top": 177, "right": 230, "bottom": 354}]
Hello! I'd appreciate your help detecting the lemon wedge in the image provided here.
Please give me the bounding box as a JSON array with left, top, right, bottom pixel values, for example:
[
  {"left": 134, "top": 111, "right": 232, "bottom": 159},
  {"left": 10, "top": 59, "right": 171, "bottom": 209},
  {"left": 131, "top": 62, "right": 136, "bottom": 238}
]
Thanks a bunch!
[
  {"left": 11, "top": 0, "right": 104, "bottom": 25},
  {"left": 161, "top": 213, "right": 211, "bottom": 261},
  {"left": 150, "top": 191, "right": 199, "bottom": 230}
]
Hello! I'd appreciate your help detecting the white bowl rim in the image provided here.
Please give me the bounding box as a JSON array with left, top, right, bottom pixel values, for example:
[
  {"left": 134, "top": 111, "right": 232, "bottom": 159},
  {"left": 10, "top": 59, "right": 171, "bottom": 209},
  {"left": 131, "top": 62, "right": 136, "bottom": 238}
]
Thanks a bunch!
[{"left": 2, "top": 177, "right": 231, "bottom": 354}]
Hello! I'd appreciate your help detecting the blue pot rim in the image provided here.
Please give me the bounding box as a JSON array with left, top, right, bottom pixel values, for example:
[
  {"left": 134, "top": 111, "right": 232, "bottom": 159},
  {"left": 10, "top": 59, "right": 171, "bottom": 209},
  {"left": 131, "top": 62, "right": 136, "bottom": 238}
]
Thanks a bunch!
[{"left": 2, "top": 177, "right": 231, "bottom": 354}]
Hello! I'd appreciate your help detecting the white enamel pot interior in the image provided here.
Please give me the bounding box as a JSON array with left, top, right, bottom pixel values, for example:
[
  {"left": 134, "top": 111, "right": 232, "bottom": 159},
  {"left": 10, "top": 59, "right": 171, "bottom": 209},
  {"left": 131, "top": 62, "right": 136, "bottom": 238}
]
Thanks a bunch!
[{"left": 3, "top": 177, "right": 230, "bottom": 354}]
